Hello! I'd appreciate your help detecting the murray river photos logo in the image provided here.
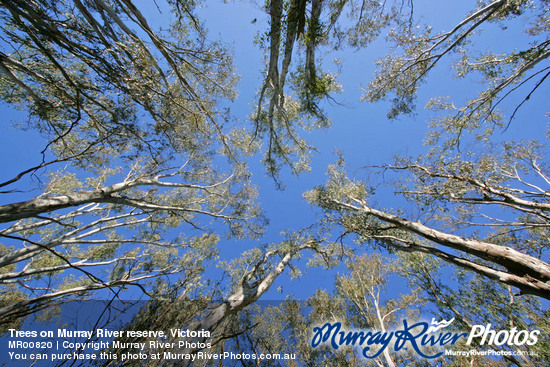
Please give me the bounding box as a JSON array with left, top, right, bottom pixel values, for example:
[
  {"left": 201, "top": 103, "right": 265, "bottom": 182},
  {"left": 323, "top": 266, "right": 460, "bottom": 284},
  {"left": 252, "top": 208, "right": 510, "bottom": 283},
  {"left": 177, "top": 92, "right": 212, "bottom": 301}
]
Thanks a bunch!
[{"left": 310, "top": 318, "right": 540, "bottom": 359}]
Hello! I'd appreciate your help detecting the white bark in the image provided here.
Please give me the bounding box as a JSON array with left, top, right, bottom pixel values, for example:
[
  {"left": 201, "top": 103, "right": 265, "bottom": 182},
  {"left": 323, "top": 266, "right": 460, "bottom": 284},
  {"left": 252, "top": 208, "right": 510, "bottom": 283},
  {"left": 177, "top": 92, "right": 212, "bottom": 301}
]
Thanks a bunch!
[
  {"left": 0, "top": 173, "right": 235, "bottom": 223},
  {"left": 331, "top": 198, "right": 550, "bottom": 299},
  {"left": 169, "top": 241, "right": 315, "bottom": 366}
]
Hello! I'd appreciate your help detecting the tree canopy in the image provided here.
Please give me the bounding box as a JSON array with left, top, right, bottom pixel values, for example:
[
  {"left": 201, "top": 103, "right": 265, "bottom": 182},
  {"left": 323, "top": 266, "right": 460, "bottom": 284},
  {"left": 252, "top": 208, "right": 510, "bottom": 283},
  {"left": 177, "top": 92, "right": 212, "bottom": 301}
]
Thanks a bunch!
[
  {"left": 0, "top": 0, "right": 262, "bottom": 329},
  {"left": 0, "top": 0, "right": 548, "bottom": 365}
]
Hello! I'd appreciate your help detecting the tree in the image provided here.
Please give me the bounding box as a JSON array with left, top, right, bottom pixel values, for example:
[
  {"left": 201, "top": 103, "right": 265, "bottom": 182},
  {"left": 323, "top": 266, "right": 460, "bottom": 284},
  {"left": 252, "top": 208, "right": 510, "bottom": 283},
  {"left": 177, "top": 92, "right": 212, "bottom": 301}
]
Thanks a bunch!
[
  {"left": 117, "top": 0, "right": 550, "bottom": 363},
  {"left": 212, "top": 253, "right": 488, "bottom": 367},
  {"left": 333, "top": 254, "right": 423, "bottom": 367},
  {"left": 251, "top": 0, "right": 411, "bottom": 184},
  {"left": 306, "top": 0, "right": 550, "bottom": 299},
  {"left": 0, "top": 0, "right": 263, "bottom": 330},
  {"left": 297, "top": 0, "right": 550, "bottom": 362},
  {"left": 307, "top": 150, "right": 550, "bottom": 299},
  {"left": 400, "top": 252, "right": 550, "bottom": 366},
  {"left": 365, "top": 0, "right": 550, "bottom": 125},
  {"left": 101, "top": 233, "right": 328, "bottom": 367}
]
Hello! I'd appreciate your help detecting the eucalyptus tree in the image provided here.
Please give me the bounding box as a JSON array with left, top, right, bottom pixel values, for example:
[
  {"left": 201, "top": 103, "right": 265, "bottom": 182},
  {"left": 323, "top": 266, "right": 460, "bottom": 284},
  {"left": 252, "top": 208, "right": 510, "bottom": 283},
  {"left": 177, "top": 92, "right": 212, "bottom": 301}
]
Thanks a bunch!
[
  {"left": 300, "top": 16, "right": 550, "bottom": 367},
  {"left": 204, "top": 254, "right": 463, "bottom": 366},
  {"left": 283, "top": 0, "right": 549, "bottom": 363},
  {"left": 250, "top": 0, "right": 549, "bottom": 181},
  {"left": 307, "top": 0, "right": 550, "bottom": 297},
  {"left": 100, "top": 233, "right": 331, "bottom": 367},
  {"left": 365, "top": 0, "right": 550, "bottom": 125},
  {"left": 400, "top": 252, "right": 550, "bottom": 366},
  {"left": 307, "top": 146, "right": 550, "bottom": 299},
  {"left": 0, "top": 0, "right": 264, "bottom": 331},
  {"left": 251, "top": 0, "right": 412, "bottom": 184}
]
